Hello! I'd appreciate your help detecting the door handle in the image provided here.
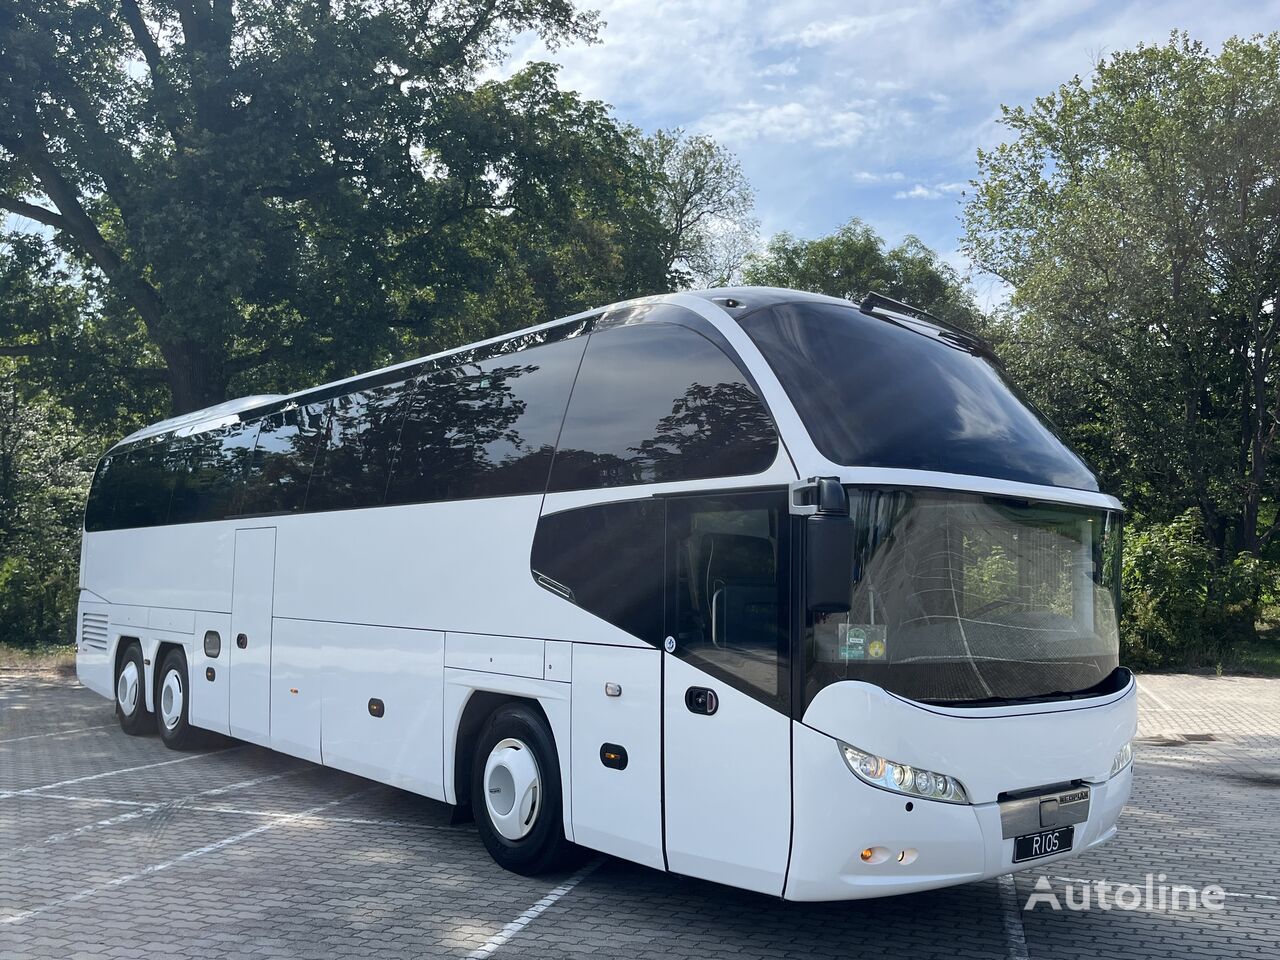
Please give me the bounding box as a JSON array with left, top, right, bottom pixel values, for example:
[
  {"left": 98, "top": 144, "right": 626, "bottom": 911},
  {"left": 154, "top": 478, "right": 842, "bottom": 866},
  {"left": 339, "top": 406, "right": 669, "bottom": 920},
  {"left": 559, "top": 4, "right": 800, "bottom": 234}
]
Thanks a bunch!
[
  {"left": 685, "top": 686, "right": 718, "bottom": 716},
  {"left": 236, "top": 633, "right": 248, "bottom": 649}
]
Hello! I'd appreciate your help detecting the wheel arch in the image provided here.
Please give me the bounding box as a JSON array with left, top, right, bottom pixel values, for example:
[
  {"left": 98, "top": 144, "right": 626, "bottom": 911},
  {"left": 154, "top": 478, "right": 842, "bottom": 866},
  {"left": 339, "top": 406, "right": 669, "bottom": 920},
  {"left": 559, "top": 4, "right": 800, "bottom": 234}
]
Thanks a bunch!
[{"left": 445, "top": 676, "right": 572, "bottom": 841}]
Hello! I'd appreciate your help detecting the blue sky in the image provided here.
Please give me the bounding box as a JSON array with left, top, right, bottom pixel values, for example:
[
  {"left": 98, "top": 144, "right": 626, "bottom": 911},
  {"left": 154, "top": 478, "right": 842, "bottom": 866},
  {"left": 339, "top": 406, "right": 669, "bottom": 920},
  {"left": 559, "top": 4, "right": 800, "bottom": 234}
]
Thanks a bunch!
[{"left": 505, "top": 0, "right": 1280, "bottom": 303}]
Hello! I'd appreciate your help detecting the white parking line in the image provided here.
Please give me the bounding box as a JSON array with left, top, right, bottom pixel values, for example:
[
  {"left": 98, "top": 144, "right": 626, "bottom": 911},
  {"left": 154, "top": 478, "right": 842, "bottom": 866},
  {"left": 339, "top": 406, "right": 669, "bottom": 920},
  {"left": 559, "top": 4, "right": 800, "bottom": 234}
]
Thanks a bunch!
[
  {"left": 996, "top": 874, "right": 1031, "bottom": 960},
  {"left": 2, "top": 771, "right": 304, "bottom": 859},
  {"left": 29, "top": 793, "right": 459, "bottom": 832},
  {"left": 0, "top": 723, "right": 115, "bottom": 745},
  {"left": 0, "top": 788, "right": 370, "bottom": 926},
  {"left": 466, "top": 859, "right": 602, "bottom": 959},
  {"left": 1138, "top": 680, "right": 1173, "bottom": 711},
  {"left": 0, "top": 748, "right": 241, "bottom": 800}
]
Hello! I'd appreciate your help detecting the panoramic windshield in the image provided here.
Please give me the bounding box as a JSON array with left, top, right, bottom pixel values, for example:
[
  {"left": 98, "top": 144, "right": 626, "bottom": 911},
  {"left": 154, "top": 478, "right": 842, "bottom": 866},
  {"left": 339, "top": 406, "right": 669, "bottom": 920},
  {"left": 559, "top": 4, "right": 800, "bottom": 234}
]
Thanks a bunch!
[
  {"left": 805, "top": 490, "right": 1121, "bottom": 707},
  {"left": 737, "top": 301, "right": 1099, "bottom": 490}
]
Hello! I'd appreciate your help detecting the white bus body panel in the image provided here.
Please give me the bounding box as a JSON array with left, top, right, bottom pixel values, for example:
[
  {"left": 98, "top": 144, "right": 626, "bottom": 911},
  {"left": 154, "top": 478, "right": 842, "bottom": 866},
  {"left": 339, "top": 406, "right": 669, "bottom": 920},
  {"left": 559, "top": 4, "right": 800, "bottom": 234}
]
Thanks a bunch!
[
  {"left": 80, "top": 524, "right": 235, "bottom": 614},
  {"left": 786, "top": 679, "right": 1137, "bottom": 900},
  {"left": 802, "top": 677, "right": 1138, "bottom": 802},
  {"left": 270, "top": 496, "right": 646, "bottom": 649},
  {"left": 270, "top": 618, "right": 324, "bottom": 763},
  {"left": 662, "top": 654, "right": 792, "bottom": 896},
  {"left": 189, "top": 611, "right": 232, "bottom": 735},
  {"left": 229, "top": 527, "right": 276, "bottom": 747},
  {"left": 314, "top": 622, "right": 446, "bottom": 796},
  {"left": 569, "top": 644, "right": 664, "bottom": 869}
]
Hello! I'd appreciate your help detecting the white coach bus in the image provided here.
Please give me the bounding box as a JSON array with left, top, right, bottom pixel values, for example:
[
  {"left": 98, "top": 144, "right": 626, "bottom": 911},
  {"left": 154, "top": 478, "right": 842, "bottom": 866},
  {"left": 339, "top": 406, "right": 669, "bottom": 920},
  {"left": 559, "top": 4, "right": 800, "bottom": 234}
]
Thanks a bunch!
[{"left": 75, "top": 287, "right": 1135, "bottom": 900}]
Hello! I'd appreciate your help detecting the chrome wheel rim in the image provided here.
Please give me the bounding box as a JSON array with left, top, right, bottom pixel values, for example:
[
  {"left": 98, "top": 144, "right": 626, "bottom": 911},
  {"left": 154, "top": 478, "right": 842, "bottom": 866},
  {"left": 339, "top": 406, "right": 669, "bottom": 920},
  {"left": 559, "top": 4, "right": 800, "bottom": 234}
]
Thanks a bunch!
[
  {"left": 116, "top": 661, "right": 140, "bottom": 716},
  {"left": 160, "top": 668, "right": 184, "bottom": 730},
  {"left": 483, "top": 737, "right": 541, "bottom": 841}
]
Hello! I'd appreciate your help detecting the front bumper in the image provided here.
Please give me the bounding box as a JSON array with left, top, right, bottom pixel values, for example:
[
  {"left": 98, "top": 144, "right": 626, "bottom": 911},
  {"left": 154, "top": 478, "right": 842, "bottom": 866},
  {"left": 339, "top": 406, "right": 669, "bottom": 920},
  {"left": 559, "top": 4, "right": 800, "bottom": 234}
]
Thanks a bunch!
[
  {"left": 786, "top": 722, "right": 1133, "bottom": 901},
  {"left": 784, "top": 674, "right": 1137, "bottom": 901}
]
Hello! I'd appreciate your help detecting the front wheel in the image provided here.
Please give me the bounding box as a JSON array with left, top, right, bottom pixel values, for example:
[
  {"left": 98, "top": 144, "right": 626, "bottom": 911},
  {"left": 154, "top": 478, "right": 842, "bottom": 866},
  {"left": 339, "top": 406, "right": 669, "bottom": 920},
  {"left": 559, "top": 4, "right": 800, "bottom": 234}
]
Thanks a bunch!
[
  {"left": 115, "top": 643, "right": 151, "bottom": 736},
  {"left": 156, "top": 647, "right": 201, "bottom": 750},
  {"left": 471, "top": 703, "right": 573, "bottom": 875}
]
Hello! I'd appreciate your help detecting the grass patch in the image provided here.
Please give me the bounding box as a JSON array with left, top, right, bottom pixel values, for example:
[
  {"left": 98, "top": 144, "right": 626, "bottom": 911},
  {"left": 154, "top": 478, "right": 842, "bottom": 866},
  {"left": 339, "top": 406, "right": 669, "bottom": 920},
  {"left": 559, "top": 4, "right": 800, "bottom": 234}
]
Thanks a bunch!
[
  {"left": 1234, "top": 634, "right": 1280, "bottom": 677},
  {"left": 0, "top": 643, "right": 77, "bottom": 677}
]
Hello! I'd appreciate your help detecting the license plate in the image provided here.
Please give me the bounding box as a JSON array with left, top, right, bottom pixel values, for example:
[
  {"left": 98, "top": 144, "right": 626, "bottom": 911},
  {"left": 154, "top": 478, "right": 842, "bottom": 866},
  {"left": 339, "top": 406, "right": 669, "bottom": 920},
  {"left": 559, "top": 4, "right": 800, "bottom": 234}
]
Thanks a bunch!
[{"left": 1013, "top": 825, "right": 1074, "bottom": 863}]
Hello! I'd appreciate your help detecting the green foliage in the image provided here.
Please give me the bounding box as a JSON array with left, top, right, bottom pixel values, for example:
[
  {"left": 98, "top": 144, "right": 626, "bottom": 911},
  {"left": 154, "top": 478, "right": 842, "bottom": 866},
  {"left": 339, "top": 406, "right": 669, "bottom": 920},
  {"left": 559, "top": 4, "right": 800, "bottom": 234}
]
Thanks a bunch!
[
  {"left": 743, "top": 218, "right": 985, "bottom": 331},
  {"left": 0, "top": 0, "right": 675, "bottom": 415},
  {"left": 966, "top": 33, "right": 1280, "bottom": 665},
  {"left": 1121, "top": 511, "right": 1276, "bottom": 669},
  {"left": 0, "top": 362, "right": 96, "bottom": 648}
]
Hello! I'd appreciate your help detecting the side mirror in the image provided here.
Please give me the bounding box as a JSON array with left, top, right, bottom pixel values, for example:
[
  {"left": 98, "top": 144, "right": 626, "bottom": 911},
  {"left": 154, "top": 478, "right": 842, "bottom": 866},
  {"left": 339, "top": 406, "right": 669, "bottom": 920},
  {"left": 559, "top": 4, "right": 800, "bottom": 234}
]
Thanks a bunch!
[{"left": 806, "top": 478, "right": 854, "bottom": 614}]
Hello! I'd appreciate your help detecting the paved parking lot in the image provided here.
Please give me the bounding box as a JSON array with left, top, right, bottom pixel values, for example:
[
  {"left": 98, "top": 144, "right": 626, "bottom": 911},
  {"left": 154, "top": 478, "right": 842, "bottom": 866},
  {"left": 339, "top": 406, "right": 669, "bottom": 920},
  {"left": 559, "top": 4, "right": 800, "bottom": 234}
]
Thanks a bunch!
[{"left": 1, "top": 672, "right": 1277, "bottom": 960}]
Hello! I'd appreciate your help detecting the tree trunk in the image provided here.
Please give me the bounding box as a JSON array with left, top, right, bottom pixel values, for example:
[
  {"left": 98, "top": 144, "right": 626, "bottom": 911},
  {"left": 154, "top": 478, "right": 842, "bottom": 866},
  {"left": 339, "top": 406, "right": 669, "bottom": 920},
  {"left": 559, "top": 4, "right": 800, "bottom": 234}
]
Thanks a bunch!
[{"left": 160, "top": 341, "right": 229, "bottom": 415}]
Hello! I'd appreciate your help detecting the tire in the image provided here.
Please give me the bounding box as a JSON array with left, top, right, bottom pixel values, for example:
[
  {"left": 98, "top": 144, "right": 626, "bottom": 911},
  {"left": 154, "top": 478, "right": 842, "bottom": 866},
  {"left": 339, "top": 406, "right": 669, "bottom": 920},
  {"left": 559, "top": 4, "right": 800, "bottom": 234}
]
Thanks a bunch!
[
  {"left": 115, "top": 642, "right": 151, "bottom": 736},
  {"left": 471, "top": 703, "right": 573, "bottom": 875},
  {"left": 155, "top": 647, "right": 202, "bottom": 750}
]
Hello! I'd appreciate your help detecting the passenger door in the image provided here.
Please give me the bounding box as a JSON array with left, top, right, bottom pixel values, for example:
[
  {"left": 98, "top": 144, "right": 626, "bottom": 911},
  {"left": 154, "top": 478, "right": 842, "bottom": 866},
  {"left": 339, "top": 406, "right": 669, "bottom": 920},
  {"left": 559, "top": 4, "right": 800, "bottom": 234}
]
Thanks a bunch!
[
  {"left": 662, "top": 490, "right": 793, "bottom": 896},
  {"left": 229, "top": 527, "right": 276, "bottom": 746}
]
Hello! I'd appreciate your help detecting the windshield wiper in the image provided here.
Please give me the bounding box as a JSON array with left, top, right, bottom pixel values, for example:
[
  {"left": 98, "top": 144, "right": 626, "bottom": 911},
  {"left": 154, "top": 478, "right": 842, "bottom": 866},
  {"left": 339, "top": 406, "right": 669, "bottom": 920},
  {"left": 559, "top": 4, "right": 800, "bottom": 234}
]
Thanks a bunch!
[{"left": 858, "top": 291, "right": 1001, "bottom": 364}]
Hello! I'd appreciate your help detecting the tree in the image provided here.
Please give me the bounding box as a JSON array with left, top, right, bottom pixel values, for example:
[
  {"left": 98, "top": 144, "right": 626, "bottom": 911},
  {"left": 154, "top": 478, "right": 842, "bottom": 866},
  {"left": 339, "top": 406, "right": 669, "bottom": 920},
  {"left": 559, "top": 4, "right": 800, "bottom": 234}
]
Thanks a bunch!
[
  {"left": 635, "top": 128, "right": 758, "bottom": 287},
  {"left": 963, "top": 34, "right": 1280, "bottom": 561},
  {"left": 0, "top": 361, "right": 95, "bottom": 647},
  {"left": 743, "top": 218, "right": 984, "bottom": 330},
  {"left": 0, "top": 0, "right": 676, "bottom": 415}
]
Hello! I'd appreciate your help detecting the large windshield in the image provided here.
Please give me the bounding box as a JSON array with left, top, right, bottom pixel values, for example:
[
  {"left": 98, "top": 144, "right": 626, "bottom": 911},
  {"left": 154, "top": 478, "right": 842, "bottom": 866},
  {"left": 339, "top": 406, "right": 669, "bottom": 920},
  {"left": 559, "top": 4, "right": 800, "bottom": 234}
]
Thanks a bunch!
[
  {"left": 805, "top": 489, "right": 1122, "bottom": 707},
  {"left": 737, "top": 301, "right": 1099, "bottom": 491}
]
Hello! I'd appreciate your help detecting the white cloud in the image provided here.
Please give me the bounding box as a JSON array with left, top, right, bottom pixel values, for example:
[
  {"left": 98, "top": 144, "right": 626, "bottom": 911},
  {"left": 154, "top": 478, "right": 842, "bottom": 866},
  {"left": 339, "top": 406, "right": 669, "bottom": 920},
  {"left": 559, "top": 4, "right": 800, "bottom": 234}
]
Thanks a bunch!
[
  {"left": 893, "top": 182, "right": 967, "bottom": 200},
  {"left": 757, "top": 59, "right": 799, "bottom": 78},
  {"left": 701, "top": 100, "right": 872, "bottom": 148},
  {"left": 772, "top": 8, "right": 922, "bottom": 49},
  {"left": 852, "top": 170, "right": 906, "bottom": 184},
  {"left": 501, "top": 0, "right": 1280, "bottom": 286}
]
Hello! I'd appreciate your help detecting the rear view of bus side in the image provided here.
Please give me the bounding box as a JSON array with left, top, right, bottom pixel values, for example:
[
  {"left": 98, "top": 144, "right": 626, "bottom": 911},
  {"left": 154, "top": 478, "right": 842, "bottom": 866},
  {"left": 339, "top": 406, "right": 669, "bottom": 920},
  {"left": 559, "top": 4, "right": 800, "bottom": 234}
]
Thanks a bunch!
[{"left": 75, "top": 287, "right": 1135, "bottom": 900}]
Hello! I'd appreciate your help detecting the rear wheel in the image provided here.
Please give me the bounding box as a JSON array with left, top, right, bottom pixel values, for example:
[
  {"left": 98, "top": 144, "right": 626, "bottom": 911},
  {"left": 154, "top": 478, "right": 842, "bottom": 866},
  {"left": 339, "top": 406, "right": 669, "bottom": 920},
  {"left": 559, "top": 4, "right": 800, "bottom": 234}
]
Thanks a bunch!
[
  {"left": 156, "top": 647, "right": 201, "bottom": 750},
  {"left": 115, "top": 643, "right": 151, "bottom": 736},
  {"left": 471, "top": 703, "right": 572, "bottom": 875}
]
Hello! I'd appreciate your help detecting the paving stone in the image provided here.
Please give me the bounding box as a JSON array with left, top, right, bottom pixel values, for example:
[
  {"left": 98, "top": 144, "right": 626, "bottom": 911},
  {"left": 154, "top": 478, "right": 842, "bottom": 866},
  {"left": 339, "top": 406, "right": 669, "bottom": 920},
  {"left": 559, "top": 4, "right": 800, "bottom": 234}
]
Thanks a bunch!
[{"left": 0, "top": 672, "right": 1276, "bottom": 959}]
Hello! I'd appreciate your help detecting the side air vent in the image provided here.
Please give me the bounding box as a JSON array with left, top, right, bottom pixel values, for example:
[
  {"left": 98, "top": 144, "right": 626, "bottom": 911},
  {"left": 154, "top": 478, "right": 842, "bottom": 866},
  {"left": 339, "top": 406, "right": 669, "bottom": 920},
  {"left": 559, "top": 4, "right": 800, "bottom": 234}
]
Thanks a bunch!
[{"left": 81, "top": 611, "right": 109, "bottom": 651}]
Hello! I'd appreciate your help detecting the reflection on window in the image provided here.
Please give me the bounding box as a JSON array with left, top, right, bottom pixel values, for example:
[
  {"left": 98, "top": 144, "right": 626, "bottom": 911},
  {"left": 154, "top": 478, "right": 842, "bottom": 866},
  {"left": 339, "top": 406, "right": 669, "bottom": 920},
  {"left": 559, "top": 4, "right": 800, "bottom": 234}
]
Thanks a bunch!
[
  {"left": 168, "top": 422, "right": 261, "bottom": 524},
  {"left": 387, "top": 336, "right": 586, "bottom": 504},
  {"left": 307, "top": 382, "right": 410, "bottom": 511},
  {"left": 240, "top": 403, "right": 329, "bottom": 515},
  {"left": 739, "top": 302, "right": 1099, "bottom": 490},
  {"left": 806, "top": 491, "right": 1121, "bottom": 707},
  {"left": 547, "top": 324, "right": 777, "bottom": 493}
]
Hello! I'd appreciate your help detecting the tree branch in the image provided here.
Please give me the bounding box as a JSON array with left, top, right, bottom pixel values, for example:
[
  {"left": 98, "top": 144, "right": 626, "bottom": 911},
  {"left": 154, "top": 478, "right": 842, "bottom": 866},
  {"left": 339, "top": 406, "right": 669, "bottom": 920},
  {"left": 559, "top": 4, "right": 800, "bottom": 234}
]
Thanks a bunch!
[
  {"left": 0, "top": 193, "right": 65, "bottom": 230},
  {"left": 0, "top": 131, "right": 167, "bottom": 330},
  {"left": 118, "top": 0, "right": 163, "bottom": 76}
]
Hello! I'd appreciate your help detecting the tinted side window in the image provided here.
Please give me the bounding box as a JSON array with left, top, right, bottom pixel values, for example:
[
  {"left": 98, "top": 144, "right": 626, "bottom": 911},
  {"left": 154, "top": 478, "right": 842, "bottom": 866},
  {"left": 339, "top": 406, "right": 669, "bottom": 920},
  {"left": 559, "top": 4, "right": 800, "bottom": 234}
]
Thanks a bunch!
[
  {"left": 240, "top": 403, "right": 329, "bottom": 515},
  {"left": 85, "top": 457, "right": 117, "bottom": 532},
  {"left": 388, "top": 336, "right": 586, "bottom": 505},
  {"left": 668, "top": 491, "right": 790, "bottom": 709},
  {"left": 307, "top": 381, "right": 411, "bottom": 512},
  {"left": 110, "top": 443, "right": 174, "bottom": 528},
  {"left": 547, "top": 323, "right": 777, "bottom": 493},
  {"left": 530, "top": 499, "right": 665, "bottom": 645},
  {"left": 168, "top": 420, "right": 261, "bottom": 524}
]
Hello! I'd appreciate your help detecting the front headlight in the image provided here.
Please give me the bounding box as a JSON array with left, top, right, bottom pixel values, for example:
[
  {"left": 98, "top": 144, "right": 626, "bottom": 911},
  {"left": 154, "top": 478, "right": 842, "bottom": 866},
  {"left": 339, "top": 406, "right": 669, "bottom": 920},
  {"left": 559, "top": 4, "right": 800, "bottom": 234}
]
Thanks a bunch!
[
  {"left": 1109, "top": 741, "right": 1133, "bottom": 778},
  {"left": 839, "top": 742, "right": 970, "bottom": 804}
]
